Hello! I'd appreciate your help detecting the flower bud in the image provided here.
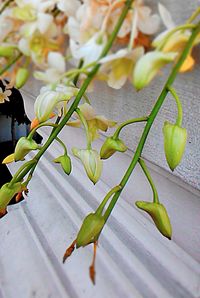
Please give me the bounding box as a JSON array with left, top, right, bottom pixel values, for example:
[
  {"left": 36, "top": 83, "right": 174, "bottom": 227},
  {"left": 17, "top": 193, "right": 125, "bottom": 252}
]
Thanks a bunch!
[
  {"left": 133, "top": 51, "right": 177, "bottom": 90},
  {"left": 100, "top": 137, "right": 127, "bottom": 159},
  {"left": 0, "top": 182, "right": 22, "bottom": 218},
  {"left": 34, "top": 86, "right": 78, "bottom": 123},
  {"left": 135, "top": 201, "right": 172, "bottom": 239},
  {"left": 76, "top": 213, "right": 105, "bottom": 248},
  {"left": 72, "top": 148, "right": 102, "bottom": 184},
  {"left": 15, "top": 68, "right": 29, "bottom": 89},
  {"left": 163, "top": 121, "right": 187, "bottom": 171},
  {"left": 0, "top": 45, "right": 16, "bottom": 58},
  {"left": 14, "top": 137, "right": 40, "bottom": 161},
  {"left": 54, "top": 154, "right": 72, "bottom": 175}
]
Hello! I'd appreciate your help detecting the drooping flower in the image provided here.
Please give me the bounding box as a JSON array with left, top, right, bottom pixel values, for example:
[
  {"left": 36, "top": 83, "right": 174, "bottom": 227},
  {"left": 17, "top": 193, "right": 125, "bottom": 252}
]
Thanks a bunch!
[
  {"left": 72, "top": 148, "right": 103, "bottom": 184},
  {"left": 163, "top": 121, "right": 187, "bottom": 171},
  {"left": 100, "top": 136, "right": 127, "bottom": 159},
  {"left": 68, "top": 103, "right": 116, "bottom": 141},
  {"left": 153, "top": 3, "right": 200, "bottom": 72},
  {"left": 54, "top": 154, "right": 72, "bottom": 175},
  {"left": 0, "top": 182, "right": 23, "bottom": 218},
  {"left": 135, "top": 201, "right": 172, "bottom": 239},
  {"left": 133, "top": 51, "right": 177, "bottom": 90},
  {"left": 14, "top": 137, "right": 40, "bottom": 161},
  {"left": 76, "top": 212, "right": 105, "bottom": 248},
  {"left": 34, "top": 84, "right": 79, "bottom": 123}
]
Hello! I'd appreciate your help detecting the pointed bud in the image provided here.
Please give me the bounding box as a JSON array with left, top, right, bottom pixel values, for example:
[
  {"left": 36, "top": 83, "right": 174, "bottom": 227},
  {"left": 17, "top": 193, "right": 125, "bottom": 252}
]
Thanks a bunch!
[
  {"left": 14, "top": 137, "right": 40, "bottom": 161},
  {"left": 163, "top": 121, "right": 187, "bottom": 171},
  {"left": 15, "top": 68, "right": 29, "bottom": 89},
  {"left": 0, "top": 182, "right": 22, "bottom": 218},
  {"left": 135, "top": 201, "right": 172, "bottom": 239},
  {"left": 76, "top": 213, "right": 105, "bottom": 248},
  {"left": 72, "top": 148, "right": 102, "bottom": 184},
  {"left": 0, "top": 45, "right": 16, "bottom": 58},
  {"left": 133, "top": 51, "right": 177, "bottom": 90},
  {"left": 100, "top": 137, "right": 127, "bottom": 159},
  {"left": 54, "top": 154, "right": 72, "bottom": 175}
]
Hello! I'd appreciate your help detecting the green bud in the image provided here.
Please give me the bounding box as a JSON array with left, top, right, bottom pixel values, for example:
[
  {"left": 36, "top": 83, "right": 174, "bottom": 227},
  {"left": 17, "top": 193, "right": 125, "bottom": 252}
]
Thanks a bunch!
[
  {"left": 135, "top": 201, "right": 172, "bottom": 239},
  {"left": 72, "top": 148, "right": 102, "bottom": 184},
  {"left": 76, "top": 213, "right": 105, "bottom": 248},
  {"left": 0, "top": 182, "right": 22, "bottom": 218},
  {"left": 54, "top": 154, "right": 72, "bottom": 175},
  {"left": 0, "top": 46, "right": 16, "bottom": 58},
  {"left": 100, "top": 137, "right": 127, "bottom": 159},
  {"left": 15, "top": 68, "right": 29, "bottom": 89},
  {"left": 14, "top": 137, "right": 40, "bottom": 161},
  {"left": 163, "top": 121, "right": 187, "bottom": 171}
]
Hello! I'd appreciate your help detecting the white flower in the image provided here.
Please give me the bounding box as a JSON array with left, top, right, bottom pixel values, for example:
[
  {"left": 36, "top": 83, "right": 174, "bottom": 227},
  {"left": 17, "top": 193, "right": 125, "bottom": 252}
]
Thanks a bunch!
[
  {"left": 34, "top": 51, "right": 66, "bottom": 83},
  {"left": 68, "top": 103, "right": 116, "bottom": 141},
  {"left": 0, "top": 88, "right": 12, "bottom": 104},
  {"left": 135, "top": 2, "right": 160, "bottom": 35},
  {"left": 133, "top": 51, "right": 177, "bottom": 90},
  {"left": 100, "top": 47, "right": 144, "bottom": 89},
  {"left": 34, "top": 84, "right": 79, "bottom": 122},
  {"left": 70, "top": 33, "right": 107, "bottom": 66},
  {"left": 57, "top": 0, "right": 81, "bottom": 17}
]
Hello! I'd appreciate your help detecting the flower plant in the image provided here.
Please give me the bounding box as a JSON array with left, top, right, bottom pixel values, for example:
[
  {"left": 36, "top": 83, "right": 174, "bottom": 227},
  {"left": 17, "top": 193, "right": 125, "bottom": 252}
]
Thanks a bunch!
[{"left": 0, "top": 0, "right": 200, "bottom": 284}]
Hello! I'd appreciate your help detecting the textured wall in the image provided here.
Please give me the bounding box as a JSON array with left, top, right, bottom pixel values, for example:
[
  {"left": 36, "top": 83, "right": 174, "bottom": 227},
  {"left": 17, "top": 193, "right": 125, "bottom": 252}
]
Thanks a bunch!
[{"left": 23, "top": 0, "right": 200, "bottom": 190}]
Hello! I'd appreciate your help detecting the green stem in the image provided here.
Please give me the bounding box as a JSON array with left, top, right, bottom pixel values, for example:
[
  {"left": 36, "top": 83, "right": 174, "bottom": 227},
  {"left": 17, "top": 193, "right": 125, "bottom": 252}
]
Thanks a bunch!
[
  {"left": 186, "top": 7, "right": 200, "bottom": 24},
  {"left": 83, "top": 94, "right": 91, "bottom": 104},
  {"left": 76, "top": 108, "right": 91, "bottom": 149},
  {"left": 73, "top": 59, "right": 84, "bottom": 86},
  {"left": 8, "top": 160, "right": 36, "bottom": 187},
  {"left": 96, "top": 185, "right": 122, "bottom": 216},
  {"left": 103, "top": 21, "right": 200, "bottom": 224},
  {"left": 0, "top": 0, "right": 13, "bottom": 14},
  {"left": 11, "top": 0, "right": 134, "bottom": 183},
  {"left": 28, "top": 123, "right": 58, "bottom": 140},
  {"left": 0, "top": 53, "right": 22, "bottom": 76},
  {"left": 157, "top": 24, "right": 196, "bottom": 51},
  {"left": 139, "top": 158, "right": 159, "bottom": 204},
  {"left": 113, "top": 116, "right": 148, "bottom": 139},
  {"left": 167, "top": 86, "right": 183, "bottom": 126},
  {"left": 55, "top": 137, "right": 67, "bottom": 155}
]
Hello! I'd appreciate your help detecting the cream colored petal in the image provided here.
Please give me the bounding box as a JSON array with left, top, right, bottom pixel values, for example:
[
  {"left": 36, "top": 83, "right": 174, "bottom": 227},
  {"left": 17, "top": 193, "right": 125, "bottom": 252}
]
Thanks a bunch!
[
  {"left": 79, "top": 103, "right": 96, "bottom": 120},
  {"left": 48, "top": 52, "right": 65, "bottom": 73},
  {"left": 158, "top": 3, "right": 175, "bottom": 29}
]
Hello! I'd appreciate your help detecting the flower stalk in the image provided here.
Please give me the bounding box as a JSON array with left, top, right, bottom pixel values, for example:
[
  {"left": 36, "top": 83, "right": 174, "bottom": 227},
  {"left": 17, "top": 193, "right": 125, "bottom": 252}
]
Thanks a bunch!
[
  {"left": 101, "top": 21, "right": 200, "bottom": 225},
  {"left": 6, "top": 0, "right": 135, "bottom": 186}
]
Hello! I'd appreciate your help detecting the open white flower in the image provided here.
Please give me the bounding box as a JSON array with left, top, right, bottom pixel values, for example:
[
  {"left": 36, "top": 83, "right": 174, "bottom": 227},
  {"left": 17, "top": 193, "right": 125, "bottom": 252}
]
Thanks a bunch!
[
  {"left": 34, "top": 51, "right": 66, "bottom": 83},
  {"left": 100, "top": 47, "right": 144, "bottom": 89},
  {"left": 57, "top": 0, "right": 81, "bottom": 17},
  {"left": 0, "top": 88, "right": 12, "bottom": 104},
  {"left": 68, "top": 103, "right": 116, "bottom": 141},
  {"left": 70, "top": 32, "right": 107, "bottom": 67}
]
